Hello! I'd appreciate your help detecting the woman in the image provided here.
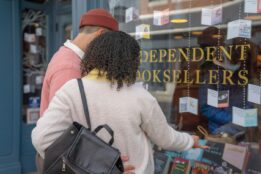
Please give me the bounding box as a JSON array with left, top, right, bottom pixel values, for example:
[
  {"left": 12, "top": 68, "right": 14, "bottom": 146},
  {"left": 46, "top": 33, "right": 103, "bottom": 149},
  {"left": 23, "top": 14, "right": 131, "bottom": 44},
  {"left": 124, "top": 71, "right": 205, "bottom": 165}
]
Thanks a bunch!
[{"left": 32, "top": 31, "right": 202, "bottom": 174}]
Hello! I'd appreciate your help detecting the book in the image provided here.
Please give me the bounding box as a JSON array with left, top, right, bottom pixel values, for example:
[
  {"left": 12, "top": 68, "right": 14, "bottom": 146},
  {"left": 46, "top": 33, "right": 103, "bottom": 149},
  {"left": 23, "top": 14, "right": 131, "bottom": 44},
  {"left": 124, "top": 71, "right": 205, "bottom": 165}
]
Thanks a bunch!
[
  {"left": 169, "top": 157, "right": 191, "bottom": 174},
  {"left": 183, "top": 139, "right": 207, "bottom": 164},
  {"left": 167, "top": 160, "right": 174, "bottom": 174},
  {"left": 222, "top": 143, "right": 249, "bottom": 170},
  {"left": 154, "top": 151, "right": 169, "bottom": 174},
  {"left": 191, "top": 161, "right": 211, "bottom": 174},
  {"left": 202, "top": 141, "right": 225, "bottom": 166},
  {"left": 245, "top": 144, "right": 261, "bottom": 174},
  {"left": 202, "top": 141, "right": 242, "bottom": 174}
]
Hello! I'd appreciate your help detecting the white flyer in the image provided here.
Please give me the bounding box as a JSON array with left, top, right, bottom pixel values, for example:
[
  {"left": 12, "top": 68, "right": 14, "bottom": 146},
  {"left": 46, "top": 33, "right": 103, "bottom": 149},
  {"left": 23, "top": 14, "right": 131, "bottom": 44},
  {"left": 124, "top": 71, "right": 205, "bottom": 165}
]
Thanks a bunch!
[
  {"left": 135, "top": 24, "right": 150, "bottom": 40},
  {"left": 201, "top": 6, "right": 222, "bottom": 25},
  {"left": 227, "top": 19, "right": 252, "bottom": 39},
  {"left": 36, "top": 75, "right": 44, "bottom": 85},
  {"left": 232, "top": 107, "right": 258, "bottom": 127},
  {"left": 125, "top": 7, "right": 139, "bottom": 23},
  {"left": 30, "top": 44, "right": 38, "bottom": 54},
  {"left": 207, "top": 89, "right": 218, "bottom": 107},
  {"left": 179, "top": 97, "right": 198, "bottom": 115},
  {"left": 153, "top": 9, "right": 169, "bottom": 26},
  {"left": 244, "top": 0, "right": 261, "bottom": 13},
  {"left": 24, "top": 33, "right": 36, "bottom": 43},
  {"left": 23, "top": 84, "right": 30, "bottom": 94},
  {"left": 23, "top": 84, "right": 35, "bottom": 93},
  {"left": 26, "top": 108, "right": 40, "bottom": 124},
  {"left": 207, "top": 89, "right": 229, "bottom": 108},
  {"left": 248, "top": 84, "right": 261, "bottom": 104},
  {"left": 36, "top": 27, "right": 43, "bottom": 36}
]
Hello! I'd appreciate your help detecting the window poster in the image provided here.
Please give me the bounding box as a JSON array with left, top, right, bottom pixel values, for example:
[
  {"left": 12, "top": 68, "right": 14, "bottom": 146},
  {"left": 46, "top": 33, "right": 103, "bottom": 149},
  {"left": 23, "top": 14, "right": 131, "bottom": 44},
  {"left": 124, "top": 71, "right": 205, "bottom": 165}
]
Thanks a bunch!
[
  {"left": 248, "top": 84, "right": 261, "bottom": 104},
  {"left": 125, "top": 7, "right": 139, "bottom": 23},
  {"left": 153, "top": 9, "right": 170, "bottom": 26},
  {"left": 135, "top": 24, "right": 151, "bottom": 40},
  {"left": 232, "top": 107, "right": 258, "bottom": 127},
  {"left": 207, "top": 89, "right": 229, "bottom": 108},
  {"left": 244, "top": 0, "right": 261, "bottom": 13},
  {"left": 24, "top": 33, "right": 36, "bottom": 43},
  {"left": 227, "top": 19, "right": 252, "bottom": 39},
  {"left": 201, "top": 6, "right": 222, "bottom": 25},
  {"left": 179, "top": 97, "right": 198, "bottom": 115}
]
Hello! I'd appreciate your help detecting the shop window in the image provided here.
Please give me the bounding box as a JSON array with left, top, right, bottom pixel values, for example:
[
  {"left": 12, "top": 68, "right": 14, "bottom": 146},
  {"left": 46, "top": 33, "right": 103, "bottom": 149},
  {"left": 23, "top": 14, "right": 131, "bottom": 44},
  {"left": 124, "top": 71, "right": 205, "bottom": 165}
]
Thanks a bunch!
[
  {"left": 109, "top": 0, "right": 261, "bottom": 173},
  {"left": 22, "top": 9, "right": 47, "bottom": 124}
]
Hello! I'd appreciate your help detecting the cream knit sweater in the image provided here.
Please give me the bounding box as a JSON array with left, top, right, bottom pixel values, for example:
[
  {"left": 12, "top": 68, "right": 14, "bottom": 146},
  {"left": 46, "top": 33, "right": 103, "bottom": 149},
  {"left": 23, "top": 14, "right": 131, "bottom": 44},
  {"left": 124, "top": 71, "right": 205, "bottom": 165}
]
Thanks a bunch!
[{"left": 32, "top": 73, "right": 194, "bottom": 174}]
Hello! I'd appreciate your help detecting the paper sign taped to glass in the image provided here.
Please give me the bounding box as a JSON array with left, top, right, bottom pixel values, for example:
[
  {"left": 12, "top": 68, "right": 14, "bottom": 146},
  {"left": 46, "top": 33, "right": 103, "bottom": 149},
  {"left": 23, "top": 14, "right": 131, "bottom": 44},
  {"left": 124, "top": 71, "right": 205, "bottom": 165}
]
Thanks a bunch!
[
  {"left": 179, "top": 97, "right": 198, "bottom": 115},
  {"left": 153, "top": 9, "right": 169, "bottom": 26},
  {"left": 232, "top": 107, "right": 258, "bottom": 127},
  {"left": 227, "top": 19, "right": 252, "bottom": 39},
  {"left": 201, "top": 6, "right": 222, "bottom": 25},
  {"left": 135, "top": 24, "right": 150, "bottom": 40},
  {"left": 207, "top": 89, "right": 229, "bottom": 108},
  {"left": 248, "top": 84, "right": 261, "bottom": 104},
  {"left": 125, "top": 7, "right": 139, "bottom": 23},
  {"left": 244, "top": 0, "right": 261, "bottom": 13}
]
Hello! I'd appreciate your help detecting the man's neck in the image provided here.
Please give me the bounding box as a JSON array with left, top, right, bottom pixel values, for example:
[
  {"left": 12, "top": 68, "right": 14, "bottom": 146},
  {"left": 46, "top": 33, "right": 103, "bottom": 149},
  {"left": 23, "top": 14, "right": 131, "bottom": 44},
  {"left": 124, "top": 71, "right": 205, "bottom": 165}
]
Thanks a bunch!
[{"left": 72, "top": 34, "right": 91, "bottom": 52}]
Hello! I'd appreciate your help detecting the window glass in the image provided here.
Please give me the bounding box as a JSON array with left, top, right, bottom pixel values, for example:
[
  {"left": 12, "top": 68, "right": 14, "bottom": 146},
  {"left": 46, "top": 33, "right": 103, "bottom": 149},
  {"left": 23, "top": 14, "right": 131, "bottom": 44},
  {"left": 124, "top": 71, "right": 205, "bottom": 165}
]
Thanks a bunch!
[{"left": 108, "top": 0, "right": 261, "bottom": 172}]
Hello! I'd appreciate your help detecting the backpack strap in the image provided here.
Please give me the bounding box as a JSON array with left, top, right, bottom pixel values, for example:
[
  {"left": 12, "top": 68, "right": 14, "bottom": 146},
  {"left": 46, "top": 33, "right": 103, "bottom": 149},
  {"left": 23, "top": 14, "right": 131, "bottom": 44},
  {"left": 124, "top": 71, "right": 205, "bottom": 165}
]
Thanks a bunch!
[{"left": 77, "top": 79, "right": 91, "bottom": 130}]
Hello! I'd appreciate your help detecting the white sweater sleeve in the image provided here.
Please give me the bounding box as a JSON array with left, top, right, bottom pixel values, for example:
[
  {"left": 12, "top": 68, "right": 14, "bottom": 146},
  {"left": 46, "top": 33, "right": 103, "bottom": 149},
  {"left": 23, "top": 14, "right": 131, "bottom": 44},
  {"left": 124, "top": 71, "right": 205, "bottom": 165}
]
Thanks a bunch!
[
  {"left": 141, "top": 100, "right": 194, "bottom": 151},
  {"left": 31, "top": 88, "right": 73, "bottom": 159}
]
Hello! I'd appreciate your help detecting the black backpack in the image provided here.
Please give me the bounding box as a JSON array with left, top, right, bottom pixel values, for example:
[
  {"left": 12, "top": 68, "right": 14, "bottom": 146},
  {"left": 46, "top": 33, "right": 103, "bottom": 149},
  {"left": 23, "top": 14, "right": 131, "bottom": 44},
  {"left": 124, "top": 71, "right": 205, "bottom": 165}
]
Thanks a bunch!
[{"left": 43, "top": 79, "right": 124, "bottom": 174}]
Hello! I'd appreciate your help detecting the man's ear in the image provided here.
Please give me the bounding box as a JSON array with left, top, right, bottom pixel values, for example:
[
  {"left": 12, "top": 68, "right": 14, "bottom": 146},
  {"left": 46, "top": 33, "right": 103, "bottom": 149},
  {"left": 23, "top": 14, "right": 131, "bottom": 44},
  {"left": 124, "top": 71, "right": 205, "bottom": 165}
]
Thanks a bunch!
[{"left": 97, "top": 28, "right": 107, "bottom": 36}]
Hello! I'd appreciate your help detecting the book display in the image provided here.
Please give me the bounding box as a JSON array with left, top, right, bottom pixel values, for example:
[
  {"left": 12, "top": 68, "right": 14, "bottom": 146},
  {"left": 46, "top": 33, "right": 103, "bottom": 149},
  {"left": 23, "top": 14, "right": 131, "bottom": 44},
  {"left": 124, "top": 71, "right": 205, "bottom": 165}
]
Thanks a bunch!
[{"left": 153, "top": 140, "right": 260, "bottom": 174}]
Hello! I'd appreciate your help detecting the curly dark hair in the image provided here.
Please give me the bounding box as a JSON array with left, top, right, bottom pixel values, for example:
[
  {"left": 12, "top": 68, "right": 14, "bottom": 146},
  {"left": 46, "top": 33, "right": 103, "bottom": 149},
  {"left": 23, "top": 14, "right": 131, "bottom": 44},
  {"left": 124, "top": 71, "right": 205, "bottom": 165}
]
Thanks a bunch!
[{"left": 81, "top": 31, "right": 140, "bottom": 89}]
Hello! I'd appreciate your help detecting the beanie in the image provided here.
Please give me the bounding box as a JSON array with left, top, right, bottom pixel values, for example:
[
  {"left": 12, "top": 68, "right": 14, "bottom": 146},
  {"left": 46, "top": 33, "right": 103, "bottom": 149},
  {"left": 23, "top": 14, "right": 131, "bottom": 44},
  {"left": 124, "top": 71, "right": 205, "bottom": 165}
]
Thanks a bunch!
[{"left": 79, "top": 8, "right": 119, "bottom": 31}]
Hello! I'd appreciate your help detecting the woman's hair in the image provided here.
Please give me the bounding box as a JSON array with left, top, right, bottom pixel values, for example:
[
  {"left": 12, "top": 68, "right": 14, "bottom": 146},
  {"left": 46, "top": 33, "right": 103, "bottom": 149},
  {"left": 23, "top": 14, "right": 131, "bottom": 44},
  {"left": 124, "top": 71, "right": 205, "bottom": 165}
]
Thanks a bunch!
[{"left": 81, "top": 31, "right": 140, "bottom": 89}]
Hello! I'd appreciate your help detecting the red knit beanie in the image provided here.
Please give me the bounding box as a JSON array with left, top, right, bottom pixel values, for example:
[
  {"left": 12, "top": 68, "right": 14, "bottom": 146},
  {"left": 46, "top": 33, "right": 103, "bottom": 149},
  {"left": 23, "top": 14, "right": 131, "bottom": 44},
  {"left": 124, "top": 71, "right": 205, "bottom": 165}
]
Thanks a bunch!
[{"left": 79, "top": 8, "right": 119, "bottom": 31}]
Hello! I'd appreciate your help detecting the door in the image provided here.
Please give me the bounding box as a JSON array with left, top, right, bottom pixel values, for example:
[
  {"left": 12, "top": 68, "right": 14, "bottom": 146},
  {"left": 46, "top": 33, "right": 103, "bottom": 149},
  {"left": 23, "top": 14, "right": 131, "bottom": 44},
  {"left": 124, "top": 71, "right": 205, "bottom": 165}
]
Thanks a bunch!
[{"left": 0, "top": 0, "right": 21, "bottom": 173}]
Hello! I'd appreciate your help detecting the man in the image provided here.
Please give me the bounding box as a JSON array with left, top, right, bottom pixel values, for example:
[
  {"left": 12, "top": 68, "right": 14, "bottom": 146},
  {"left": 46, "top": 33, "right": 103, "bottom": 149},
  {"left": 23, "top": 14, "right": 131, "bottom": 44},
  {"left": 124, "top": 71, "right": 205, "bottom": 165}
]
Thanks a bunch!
[{"left": 38, "top": 8, "right": 135, "bottom": 174}]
